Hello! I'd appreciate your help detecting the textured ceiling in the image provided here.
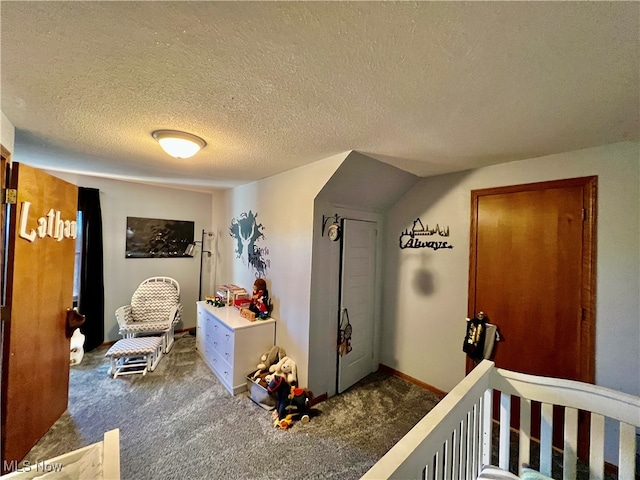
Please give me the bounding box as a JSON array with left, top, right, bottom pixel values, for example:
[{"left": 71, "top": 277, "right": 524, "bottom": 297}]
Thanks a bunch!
[{"left": 1, "top": 2, "right": 638, "bottom": 190}]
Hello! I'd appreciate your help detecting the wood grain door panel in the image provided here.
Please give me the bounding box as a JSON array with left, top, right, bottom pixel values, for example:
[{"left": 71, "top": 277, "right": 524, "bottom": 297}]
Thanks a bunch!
[
  {"left": 1, "top": 163, "right": 78, "bottom": 469},
  {"left": 468, "top": 177, "right": 596, "bottom": 382}
]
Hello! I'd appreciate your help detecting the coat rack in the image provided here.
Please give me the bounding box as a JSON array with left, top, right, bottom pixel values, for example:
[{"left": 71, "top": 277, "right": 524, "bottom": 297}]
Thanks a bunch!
[{"left": 187, "top": 229, "right": 214, "bottom": 300}]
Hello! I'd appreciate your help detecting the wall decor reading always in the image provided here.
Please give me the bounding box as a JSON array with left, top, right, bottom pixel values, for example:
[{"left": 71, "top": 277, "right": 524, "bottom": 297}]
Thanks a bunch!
[
  {"left": 229, "top": 210, "right": 269, "bottom": 276},
  {"left": 125, "top": 216, "right": 194, "bottom": 258},
  {"left": 399, "top": 218, "right": 454, "bottom": 250}
]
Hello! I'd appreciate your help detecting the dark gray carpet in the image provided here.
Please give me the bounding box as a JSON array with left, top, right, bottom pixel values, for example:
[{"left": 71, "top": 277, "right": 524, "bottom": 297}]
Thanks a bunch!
[{"left": 24, "top": 334, "right": 441, "bottom": 480}]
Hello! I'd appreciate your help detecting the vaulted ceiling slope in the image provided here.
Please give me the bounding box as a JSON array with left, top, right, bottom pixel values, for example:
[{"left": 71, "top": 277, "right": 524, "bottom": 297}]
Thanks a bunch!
[{"left": 1, "top": 2, "right": 638, "bottom": 190}]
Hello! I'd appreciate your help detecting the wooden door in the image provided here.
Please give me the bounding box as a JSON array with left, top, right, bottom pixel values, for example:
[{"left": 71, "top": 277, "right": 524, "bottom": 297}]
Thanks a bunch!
[
  {"left": 338, "top": 219, "right": 377, "bottom": 393},
  {"left": 1, "top": 163, "right": 78, "bottom": 471},
  {"left": 1, "top": 148, "right": 8, "bottom": 305},
  {"left": 468, "top": 177, "right": 596, "bottom": 456},
  {"left": 468, "top": 177, "right": 596, "bottom": 381},
  {"left": 0, "top": 149, "right": 7, "bottom": 470}
]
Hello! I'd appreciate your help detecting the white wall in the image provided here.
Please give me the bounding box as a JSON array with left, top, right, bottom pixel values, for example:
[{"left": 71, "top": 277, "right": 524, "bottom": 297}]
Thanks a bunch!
[
  {"left": 383, "top": 142, "right": 640, "bottom": 397},
  {"left": 223, "top": 153, "right": 346, "bottom": 388},
  {"left": 44, "top": 172, "right": 214, "bottom": 342},
  {"left": 205, "top": 189, "right": 229, "bottom": 298},
  {"left": 1, "top": 110, "right": 15, "bottom": 154}
]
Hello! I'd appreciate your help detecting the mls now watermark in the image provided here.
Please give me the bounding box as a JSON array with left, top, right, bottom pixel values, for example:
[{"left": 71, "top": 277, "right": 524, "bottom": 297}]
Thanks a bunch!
[{"left": 3, "top": 460, "right": 64, "bottom": 473}]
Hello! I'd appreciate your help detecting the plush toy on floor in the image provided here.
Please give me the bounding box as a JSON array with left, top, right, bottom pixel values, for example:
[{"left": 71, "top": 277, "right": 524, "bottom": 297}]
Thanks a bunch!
[
  {"left": 269, "top": 355, "right": 297, "bottom": 385},
  {"left": 267, "top": 374, "right": 313, "bottom": 427},
  {"left": 252, "top": 345, "right": 287, "bottom": 380},
  {"left": 70, "top": 328, "right": 85, "bottom": 366}
]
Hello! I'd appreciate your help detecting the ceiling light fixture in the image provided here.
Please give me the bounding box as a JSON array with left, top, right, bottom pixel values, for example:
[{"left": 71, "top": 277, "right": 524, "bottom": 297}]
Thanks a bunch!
[{"left": 152, "top": 130, "right": 206, "bottom": 159}]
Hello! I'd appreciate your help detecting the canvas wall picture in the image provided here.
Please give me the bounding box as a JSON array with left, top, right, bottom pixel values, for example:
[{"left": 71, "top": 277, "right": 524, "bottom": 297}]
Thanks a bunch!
[{"left": 126, "top": 216, "right": 194, "bottom": 258}]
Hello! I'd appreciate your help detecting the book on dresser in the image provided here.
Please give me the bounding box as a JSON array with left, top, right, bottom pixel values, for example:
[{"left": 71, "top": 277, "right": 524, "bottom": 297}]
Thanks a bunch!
[{"left": 196, "top": 301, "right": 276, "bottom": 395}]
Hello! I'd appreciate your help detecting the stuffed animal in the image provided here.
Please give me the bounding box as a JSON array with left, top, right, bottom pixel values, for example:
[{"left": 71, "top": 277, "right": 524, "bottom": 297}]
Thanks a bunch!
[
  {"left": 70, "top": 328, "right": 85, "bottom": 366},
  {"left": 271, "top": 355, "right": 297, "bottom": 385},
  {"left": 267, "top": 375, "right": 313, "bottom": 424},
  {"left": 249, "top": 278, "right": 270, "bottom": 318},
  {"left": 252, "top": 345, "right": 286, "bottom": 380}
]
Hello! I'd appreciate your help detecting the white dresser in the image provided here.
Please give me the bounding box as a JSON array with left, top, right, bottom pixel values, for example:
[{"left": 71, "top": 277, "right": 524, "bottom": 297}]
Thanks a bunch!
[{"left": 196, "top": 302, "right": 276, "bottom": 394}]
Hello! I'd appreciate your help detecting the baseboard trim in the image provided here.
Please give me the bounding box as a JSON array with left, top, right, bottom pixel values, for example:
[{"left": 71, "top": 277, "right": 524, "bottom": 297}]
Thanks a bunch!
[
  {"left": 378, "top": 364, "right": 447, "bottom": 399},
  {"left": 309, "top": 392, "right": 328, "bottom": 407}
]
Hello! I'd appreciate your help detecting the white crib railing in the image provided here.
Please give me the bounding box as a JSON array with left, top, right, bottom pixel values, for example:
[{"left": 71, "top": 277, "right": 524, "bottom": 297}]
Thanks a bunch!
[
  {"left": 361, "top": 361, "right": 640, "bottom": 480},
  {"left": 1, "top": 429, "right": 120, "bottom": 480}
]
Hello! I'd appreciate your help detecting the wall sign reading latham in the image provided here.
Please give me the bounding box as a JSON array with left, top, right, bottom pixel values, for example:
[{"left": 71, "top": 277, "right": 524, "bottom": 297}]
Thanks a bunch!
[{"left": 399, "top": 218, "right": 453, "bottom": 251}]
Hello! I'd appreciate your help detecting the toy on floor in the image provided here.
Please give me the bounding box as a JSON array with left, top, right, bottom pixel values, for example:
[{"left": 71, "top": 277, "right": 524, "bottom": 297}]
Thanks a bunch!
[
  {"left": 269, "top": 355, "right": 297, "bottom": 384},
  {"left": 252, "top": 345, "right": 287, "bottom": 380},
  {"left": 70, "top": 328, "right": 85, "bottom": 366},
  {"left": 267, "top": 375, "right": 313, "bottom": 427}
]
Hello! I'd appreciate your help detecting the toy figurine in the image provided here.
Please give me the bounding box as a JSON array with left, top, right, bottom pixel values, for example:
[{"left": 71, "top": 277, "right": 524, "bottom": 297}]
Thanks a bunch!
[{"left": 249, "top": 278, "right": 270, "bottom": 318}]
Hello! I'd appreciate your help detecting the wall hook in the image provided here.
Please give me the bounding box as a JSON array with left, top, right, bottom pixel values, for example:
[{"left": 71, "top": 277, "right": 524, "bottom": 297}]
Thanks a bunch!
[{"left": 322, "top": 213, "right": 341, "bottom": 237}]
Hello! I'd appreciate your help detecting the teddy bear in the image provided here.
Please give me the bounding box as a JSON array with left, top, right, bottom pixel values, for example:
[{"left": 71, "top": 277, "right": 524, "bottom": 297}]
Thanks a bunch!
[
  {"left": 270, "top": 355, "right": 297, "bottom": 385},
  {"left": 252, "top": 345, "right": 286, "bottom": 380}
]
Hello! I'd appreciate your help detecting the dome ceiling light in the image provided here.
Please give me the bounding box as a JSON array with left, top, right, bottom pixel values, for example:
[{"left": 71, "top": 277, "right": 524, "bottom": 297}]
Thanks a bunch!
[{"left": 152, "top": 130, "right": 207, "bottom": 159}]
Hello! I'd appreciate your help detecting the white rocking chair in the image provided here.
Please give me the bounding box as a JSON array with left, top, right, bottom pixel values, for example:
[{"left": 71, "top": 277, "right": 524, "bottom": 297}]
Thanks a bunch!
[{"left": 115, "top": 276, "right": 182, "bottom": 353}]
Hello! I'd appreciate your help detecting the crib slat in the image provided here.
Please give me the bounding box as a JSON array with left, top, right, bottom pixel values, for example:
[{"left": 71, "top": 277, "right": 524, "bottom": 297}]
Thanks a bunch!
[
  {"left": 451, "top": 423, "right": 460, "bottom": 480},
  {"left": 519, "top": 398, "right": 531, "bottom": 476},
  {"left": 539, "top": 403, "right": 553, "bottom": 476},
  {"left": 443, "top": 436, "right": 452, "bottom": 480},
  {"left": 589, "top": 413, "right": 605, "bottom": 480},
  {"left": 468, "top": 407, "right": 475, "bottom": 479},
  {"left": 499, "top": 392, "right": 511, "bottom": 471},
  {"left": 465, "top": 411, "right": 473, "bottom": 478},
  {"left": 563, "top": 407, "right": 578, "bottom": 480},
  {"left": 460, "top": 416, "right": 468, "bottom": 480},
  {"left": 470, "top": 402, "right": 479, "bottom": 479},
  {"left": 618, "top": 422, "right": 636, "bottom": 479},
  {"left": 482, "top": 389, "right": 492, "bottom": 469}
]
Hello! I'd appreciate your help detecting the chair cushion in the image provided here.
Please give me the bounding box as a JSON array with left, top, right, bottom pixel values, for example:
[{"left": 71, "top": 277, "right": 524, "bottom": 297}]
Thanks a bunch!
[
  {"left": 131, "top": 281, "right": 179, "bottom": 323},
  {"left": 118, "top": 322, "right": 173, "bottom": 334},
  {"left": 105, "top": 337, "right": 163, "bottom": 357}
]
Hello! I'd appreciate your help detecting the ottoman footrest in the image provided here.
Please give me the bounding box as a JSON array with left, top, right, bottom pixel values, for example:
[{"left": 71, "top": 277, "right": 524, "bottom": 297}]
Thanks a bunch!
[{"left": 105, "top": 337, "right": 163, "bottom": 378}]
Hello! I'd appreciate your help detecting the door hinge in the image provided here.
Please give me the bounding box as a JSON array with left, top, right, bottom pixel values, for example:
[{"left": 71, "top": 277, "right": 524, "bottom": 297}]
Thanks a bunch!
[
  {"left": 582, "top": 208, "right": 586, "bottom": 221},
  {"left": 1, "top": 188, "right": 17, "bottom": 205}
]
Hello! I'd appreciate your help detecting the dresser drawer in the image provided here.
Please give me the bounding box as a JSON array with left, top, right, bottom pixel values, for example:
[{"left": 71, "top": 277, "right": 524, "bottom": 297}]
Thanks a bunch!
[
  {"left": 212, "top": 323, "right": 234, "bottom": 361},
  {"left": 210, "top": 348, "right": 233, "bottom": 387}
]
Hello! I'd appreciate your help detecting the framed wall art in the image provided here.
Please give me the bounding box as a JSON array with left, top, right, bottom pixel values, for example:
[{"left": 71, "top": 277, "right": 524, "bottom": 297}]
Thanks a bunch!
[{"left": 125, "top": 216, "right": 194, "bottom": 258}]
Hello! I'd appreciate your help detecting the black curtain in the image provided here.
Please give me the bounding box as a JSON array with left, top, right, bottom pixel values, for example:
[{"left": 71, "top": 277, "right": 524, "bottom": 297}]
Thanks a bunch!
[{"left": 78, "top": 187, "right": 104, "bottom": 351}]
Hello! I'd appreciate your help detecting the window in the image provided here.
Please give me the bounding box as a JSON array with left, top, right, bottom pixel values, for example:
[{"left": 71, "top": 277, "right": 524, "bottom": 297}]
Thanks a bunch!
[{"left": 73, "top": 211, "right": 83, "bottom": 307}]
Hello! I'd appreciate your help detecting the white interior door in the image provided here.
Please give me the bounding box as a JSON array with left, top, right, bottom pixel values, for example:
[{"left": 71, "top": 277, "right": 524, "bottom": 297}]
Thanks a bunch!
[{"left": 337, "top": 219, "right": 377, "bottom": 394}]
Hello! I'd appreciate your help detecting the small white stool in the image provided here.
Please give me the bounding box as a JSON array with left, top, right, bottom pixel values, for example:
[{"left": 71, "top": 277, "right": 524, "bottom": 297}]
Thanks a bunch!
[{"left": 105, "top": 337, "right": 162, "bottom": 378}]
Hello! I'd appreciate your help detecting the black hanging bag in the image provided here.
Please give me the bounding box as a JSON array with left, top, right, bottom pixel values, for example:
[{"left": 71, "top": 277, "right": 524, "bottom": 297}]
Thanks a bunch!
[{"left": 463, "top": 316, "right": 487, "bottom": 361}]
